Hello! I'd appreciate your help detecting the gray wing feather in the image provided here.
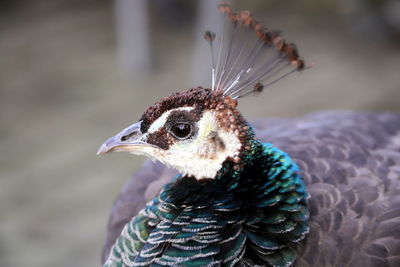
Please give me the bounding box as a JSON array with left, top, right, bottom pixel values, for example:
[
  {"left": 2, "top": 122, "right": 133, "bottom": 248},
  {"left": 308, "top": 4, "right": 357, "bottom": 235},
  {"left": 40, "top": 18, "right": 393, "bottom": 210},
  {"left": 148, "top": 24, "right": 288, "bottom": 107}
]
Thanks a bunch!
[{"left": 102, "top": 111, "right": 400, "bottom": 266}]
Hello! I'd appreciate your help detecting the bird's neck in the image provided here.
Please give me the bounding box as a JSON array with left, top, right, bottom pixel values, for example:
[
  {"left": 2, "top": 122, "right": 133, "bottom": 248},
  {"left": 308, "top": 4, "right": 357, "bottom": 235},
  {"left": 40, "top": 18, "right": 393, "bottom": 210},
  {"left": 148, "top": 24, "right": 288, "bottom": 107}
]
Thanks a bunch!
[
  {"left": 162, "top": 139, "right": 308, "bottom": 210},
  {"left": 156, "top": 140, "right": 309, "bottom": 265},
  {"left": 215, "top": 138, "right": 266, "bottom": 190}
]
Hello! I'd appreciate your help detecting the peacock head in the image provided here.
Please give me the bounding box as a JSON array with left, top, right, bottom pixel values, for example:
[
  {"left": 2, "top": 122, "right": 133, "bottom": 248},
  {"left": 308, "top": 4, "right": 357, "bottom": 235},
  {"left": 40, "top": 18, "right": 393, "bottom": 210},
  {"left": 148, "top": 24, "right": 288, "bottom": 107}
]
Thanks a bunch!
[
  {"left": 97, "top": 87, "right": 252, "bottom": 179},
  {"left": 97, "top": 3, "right": 308, "bottom": 180}
]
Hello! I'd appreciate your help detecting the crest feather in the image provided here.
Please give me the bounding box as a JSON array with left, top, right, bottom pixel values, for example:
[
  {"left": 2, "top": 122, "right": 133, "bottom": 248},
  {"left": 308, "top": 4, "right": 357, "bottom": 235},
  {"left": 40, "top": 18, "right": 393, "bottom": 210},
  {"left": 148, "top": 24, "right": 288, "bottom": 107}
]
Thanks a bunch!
[{"left": 204, "top": 1, "right": 308, "bottom": 99}]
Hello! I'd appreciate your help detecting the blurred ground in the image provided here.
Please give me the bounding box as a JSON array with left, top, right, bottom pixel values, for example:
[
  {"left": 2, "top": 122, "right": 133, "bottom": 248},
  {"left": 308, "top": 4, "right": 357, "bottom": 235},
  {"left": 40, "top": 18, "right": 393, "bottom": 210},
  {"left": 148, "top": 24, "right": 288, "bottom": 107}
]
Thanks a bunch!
[{"left": 0, "top": 0, "right": 399, "bottom": 266}]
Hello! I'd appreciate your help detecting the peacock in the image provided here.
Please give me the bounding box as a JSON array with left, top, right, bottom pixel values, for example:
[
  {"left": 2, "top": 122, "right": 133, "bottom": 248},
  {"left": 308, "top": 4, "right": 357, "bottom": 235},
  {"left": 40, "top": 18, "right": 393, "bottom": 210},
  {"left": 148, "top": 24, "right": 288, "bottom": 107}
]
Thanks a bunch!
[{"left": 98, "top": 2, "right": 400, "bottom": 266}]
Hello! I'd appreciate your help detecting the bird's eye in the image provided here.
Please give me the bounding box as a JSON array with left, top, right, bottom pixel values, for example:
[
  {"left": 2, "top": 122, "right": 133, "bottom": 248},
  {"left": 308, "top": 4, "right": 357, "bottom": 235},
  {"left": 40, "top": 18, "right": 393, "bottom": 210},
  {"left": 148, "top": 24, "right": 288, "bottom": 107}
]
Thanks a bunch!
[{"left": 169, "top": 123, "right": 193, "bottom": 139}]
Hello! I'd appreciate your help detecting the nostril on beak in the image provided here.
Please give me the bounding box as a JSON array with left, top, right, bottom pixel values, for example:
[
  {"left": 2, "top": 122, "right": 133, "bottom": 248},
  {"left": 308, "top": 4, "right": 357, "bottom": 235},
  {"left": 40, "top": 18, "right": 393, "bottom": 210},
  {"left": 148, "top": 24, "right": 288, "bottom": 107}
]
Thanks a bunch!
[{"left": 120, "top": 131, "right": 140, "bottom": 142}]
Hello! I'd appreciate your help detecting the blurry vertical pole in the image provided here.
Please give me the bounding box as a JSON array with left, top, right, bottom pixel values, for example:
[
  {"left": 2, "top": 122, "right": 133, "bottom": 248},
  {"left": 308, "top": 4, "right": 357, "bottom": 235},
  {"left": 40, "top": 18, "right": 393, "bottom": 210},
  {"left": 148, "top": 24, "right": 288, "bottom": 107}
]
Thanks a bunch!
[
  {"left": 114, "top": 0, "right": 151, "bottom": 78},
  {"left": 192, "top": 0, "right": 223, "bottom": 87}
]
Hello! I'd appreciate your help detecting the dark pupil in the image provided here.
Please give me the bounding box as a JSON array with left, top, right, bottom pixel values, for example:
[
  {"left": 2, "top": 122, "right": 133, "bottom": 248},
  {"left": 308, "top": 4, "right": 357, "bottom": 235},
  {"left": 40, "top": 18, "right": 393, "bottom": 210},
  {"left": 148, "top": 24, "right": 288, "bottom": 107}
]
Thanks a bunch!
[{"left": 171, "top": 123, "right": 191, "bottom": 138}]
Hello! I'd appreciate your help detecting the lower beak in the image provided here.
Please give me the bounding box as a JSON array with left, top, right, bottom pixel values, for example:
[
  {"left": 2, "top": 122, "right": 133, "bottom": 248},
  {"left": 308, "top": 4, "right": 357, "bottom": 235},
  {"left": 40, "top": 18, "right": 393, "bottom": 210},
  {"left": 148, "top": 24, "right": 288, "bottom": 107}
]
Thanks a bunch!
[{"left": 97, "top": 121, "right": 151, "bottom": 155}]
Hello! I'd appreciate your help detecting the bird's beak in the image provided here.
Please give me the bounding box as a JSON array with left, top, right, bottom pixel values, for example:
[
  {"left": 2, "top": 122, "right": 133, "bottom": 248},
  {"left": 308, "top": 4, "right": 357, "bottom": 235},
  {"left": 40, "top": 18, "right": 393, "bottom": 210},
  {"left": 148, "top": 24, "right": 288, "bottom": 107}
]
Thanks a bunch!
[{"left": 97, "top": 121, "right": 152, "bottom": 155}]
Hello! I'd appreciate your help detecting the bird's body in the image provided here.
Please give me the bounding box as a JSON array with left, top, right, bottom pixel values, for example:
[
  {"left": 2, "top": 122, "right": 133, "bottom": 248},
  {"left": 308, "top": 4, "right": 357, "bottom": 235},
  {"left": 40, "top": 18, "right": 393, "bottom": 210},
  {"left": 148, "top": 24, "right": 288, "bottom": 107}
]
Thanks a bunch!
[
  {"left": 98, "top": 2, "right": 400, "bottom": 266},
  {"left": 103, "top": 112, "right": 400, "bottom": 266}
]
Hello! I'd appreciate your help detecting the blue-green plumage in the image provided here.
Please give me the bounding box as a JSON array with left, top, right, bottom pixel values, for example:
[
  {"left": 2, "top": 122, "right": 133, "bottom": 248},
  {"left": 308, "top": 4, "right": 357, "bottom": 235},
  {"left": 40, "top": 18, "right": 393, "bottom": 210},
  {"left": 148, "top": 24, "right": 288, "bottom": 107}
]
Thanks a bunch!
[{"left": 104, "top": 140, "right": 309, "bottom": 267}]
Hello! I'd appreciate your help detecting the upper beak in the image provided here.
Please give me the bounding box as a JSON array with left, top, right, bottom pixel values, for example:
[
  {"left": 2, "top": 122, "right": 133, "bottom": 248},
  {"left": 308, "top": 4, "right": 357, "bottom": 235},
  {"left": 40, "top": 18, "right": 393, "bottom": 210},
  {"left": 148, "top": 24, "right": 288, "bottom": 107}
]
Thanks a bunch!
[{"left": 97, "top": 121, "right": 151, "bottom": 155}]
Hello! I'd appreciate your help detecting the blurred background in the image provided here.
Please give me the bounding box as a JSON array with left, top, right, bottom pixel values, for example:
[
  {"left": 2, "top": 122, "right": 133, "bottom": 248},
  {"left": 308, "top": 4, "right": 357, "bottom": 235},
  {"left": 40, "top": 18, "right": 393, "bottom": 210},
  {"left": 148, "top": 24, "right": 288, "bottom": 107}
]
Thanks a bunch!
[{"left": 0, "top": 0, "right": 399, "bottom": 266}]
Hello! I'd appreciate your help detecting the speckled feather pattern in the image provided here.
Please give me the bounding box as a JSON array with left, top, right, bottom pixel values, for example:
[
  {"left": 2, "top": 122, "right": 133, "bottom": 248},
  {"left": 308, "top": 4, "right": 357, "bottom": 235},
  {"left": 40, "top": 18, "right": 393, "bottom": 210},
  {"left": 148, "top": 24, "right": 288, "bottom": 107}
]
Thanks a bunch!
[
  {"left": 104, "top": 139, "right": 309, "bottom": 267},
  {"left": 103, "top": 112, "right": 400, "bottom": 266}
]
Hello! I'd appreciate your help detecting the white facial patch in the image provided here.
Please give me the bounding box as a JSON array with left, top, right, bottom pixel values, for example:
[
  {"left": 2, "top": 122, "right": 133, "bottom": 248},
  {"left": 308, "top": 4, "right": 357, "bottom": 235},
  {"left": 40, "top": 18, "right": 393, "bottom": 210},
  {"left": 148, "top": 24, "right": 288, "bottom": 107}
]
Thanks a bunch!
[
  {"left": 142, "top": 110, "right": 242, "bottom": 180},
  {"left": 147, "top": 106, "right": 195, "bottom": 134}
]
